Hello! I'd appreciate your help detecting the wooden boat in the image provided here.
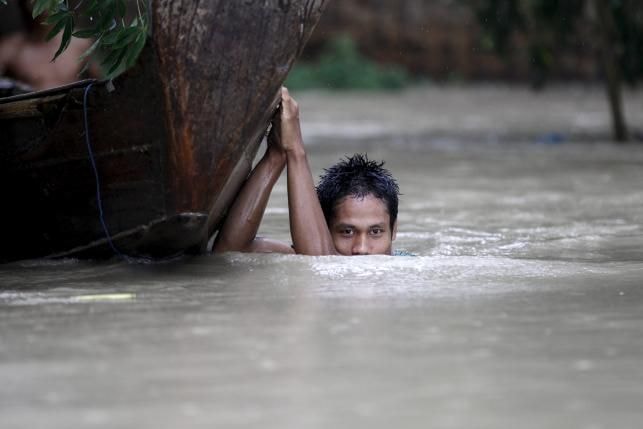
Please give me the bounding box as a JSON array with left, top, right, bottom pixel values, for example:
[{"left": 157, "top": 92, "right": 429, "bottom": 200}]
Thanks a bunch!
[{"left": 0, "top": 0, "right": 327, "bottom": 263}]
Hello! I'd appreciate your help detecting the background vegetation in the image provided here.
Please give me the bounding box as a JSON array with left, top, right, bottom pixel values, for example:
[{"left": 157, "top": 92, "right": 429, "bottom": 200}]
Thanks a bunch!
[
  {"left": 286, "top": 36, "right": 411, "bottom": 91},
  {"left": 2, "top": 0, "right": 641, "bottom": 141},
  {"left": 472, "top": 0, "right": 642, "bottom": 141}
]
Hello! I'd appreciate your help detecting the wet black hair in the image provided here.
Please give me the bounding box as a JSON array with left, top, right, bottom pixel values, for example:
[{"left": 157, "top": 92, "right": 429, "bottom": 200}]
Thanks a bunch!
[{"left": 316, "top": 153, "right": 399, "bottom": 229}]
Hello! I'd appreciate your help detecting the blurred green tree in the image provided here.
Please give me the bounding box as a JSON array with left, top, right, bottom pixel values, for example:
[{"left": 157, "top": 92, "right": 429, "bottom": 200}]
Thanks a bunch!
[
  {"left": 286, "top": 36, "right": 410, "bottom": 91},
  {"left": 472, "top": 0, "right": 642, "bottom": 142}
]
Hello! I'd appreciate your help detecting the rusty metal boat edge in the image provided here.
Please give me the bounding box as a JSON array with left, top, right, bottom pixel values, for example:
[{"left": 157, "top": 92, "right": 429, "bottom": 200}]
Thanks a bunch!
[{"left": 0, "top": 0, "right": 327, "bottom": 263}]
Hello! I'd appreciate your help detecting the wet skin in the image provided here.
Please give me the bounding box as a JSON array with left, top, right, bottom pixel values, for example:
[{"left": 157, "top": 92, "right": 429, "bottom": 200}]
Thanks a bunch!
[
  {"left": 213, "top": 88, "right": 396, "bottom": 256},
  {"left": 330, "top": 194, "right": 397, "bottom": 256}
]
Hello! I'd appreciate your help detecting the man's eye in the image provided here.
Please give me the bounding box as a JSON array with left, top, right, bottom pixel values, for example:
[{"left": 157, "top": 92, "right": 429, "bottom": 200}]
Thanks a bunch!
[
  {"left": 370, "top": 228, "right": 384, "bottom": 236},
  {"left": 339, "top": 229, "right": 353, "bottom": 236}
]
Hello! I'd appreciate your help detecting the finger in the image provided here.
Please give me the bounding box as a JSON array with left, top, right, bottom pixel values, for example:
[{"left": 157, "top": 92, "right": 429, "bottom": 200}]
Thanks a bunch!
[{"left": 281, "top": 86, "right": 291, "bottom": 100}]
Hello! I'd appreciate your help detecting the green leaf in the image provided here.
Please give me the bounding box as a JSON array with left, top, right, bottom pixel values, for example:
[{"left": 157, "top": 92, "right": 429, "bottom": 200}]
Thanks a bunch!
[
  {"left": 116, "top": 0, "right": 126, "bottom": 18},
  {"left": 109, "top": 27, "right": 139, "bottom": 49},
  {"left": 77, "top": 60, "right": 91, "bottom": 77},
  {"left": 72, "top": 28, "right": 98, "bottom": 39},
  {"left": 107, "top": 49, "right": 127, "bottom": 76},
  {"left": 45, "top": 15, "right": 68, "bottom": 41},
  {"left": 78, "top": 33, "right": 103, "bottom": 61},
  {"left": 52, "top": 17, "right": 73, "bottom": 61},
  {"left": 32, "top": 0, "right": 53, "bottom": 18},
  {"left": 125, "top": 30, "right": 147, "bottom": 68},
  {"left": 86, "top": 0, "right": 100, "bottom": 17},
  {"left": 100, "top": 47, "right": 122, "bottom": 67},
  {"left": 103, "top": 24, "right": 127, "bottom": 43},
  {"left": 96, "top": 1, "right": 117, "bottom": 31},
  {"left": 99, "top": 16, "right": 117, "bottom": 33},
  {"left": 44, "top": 9, "right": 69, "bottom": 26},
  {"left": 101, "top": 27, "right": 125, "bottom": 45}
]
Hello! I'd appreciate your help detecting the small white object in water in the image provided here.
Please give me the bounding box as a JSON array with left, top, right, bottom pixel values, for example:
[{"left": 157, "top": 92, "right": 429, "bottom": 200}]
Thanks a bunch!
[{"left": 72, "top": 293, "right": 136, "bottom": 303}]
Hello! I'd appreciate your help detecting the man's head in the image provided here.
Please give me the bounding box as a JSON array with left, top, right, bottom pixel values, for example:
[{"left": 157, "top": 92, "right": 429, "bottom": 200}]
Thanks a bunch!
[{"left": 316, "top": 154, "right": 399, "bottom": 255}]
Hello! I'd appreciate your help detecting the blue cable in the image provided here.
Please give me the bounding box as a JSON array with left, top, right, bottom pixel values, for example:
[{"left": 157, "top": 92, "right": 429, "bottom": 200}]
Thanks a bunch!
[
  {"left": 83, "top": 82, "right": 132, "bottom": 262},
  {"left": 83, "top": 83, "right": 184, "bottom": 264}
]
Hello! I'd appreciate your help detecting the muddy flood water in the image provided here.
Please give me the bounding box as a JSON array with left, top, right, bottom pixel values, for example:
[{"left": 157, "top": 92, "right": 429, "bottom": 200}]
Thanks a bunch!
[{"left": 1, "top": 86, "right": 643, "bottom": 428}]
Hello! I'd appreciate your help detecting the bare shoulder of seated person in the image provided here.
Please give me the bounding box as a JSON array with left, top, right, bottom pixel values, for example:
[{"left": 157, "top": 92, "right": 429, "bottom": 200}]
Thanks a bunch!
[
  {"left": 0, "top": 20, "right": 94, "bottom": 90},
  {"left": 213, "top": 88, "right": 400, "bottom": 256}
]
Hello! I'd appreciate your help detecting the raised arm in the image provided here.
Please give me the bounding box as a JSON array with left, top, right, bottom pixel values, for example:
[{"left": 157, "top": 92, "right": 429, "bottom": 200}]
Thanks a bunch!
[
  {"left": 277, "top": 88, "right": 337, "bottom": 255},
  {"left": 212, "top": 130, "right": 294, "bottom": 254}
]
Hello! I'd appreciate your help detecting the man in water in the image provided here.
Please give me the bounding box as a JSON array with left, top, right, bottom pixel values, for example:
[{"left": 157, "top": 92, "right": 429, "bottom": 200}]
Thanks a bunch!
[{"left": 213, "top": 87, "right": 400, "bottom": 256}]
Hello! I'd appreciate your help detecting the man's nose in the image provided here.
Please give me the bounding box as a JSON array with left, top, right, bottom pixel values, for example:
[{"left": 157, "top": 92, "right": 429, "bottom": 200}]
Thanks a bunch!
[{"left": 351, "top": 235, "right": 369, "bottom": 255}]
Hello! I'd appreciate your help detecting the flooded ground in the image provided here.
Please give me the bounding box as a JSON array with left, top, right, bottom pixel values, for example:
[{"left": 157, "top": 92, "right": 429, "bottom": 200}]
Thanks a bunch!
[{"left": 1, "top": 85, "right": 643, "bottom": 428}]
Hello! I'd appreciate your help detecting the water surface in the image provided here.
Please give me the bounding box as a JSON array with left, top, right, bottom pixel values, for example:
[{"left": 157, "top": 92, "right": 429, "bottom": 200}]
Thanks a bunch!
[{"left": 2, "top": 87, "right": 643, "bottom": 428}]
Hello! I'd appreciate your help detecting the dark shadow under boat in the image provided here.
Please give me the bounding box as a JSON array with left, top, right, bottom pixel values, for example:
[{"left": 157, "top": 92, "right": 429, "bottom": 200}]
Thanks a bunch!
[{"left": 0, "top": 0, "right": 326, "bottom": 263}]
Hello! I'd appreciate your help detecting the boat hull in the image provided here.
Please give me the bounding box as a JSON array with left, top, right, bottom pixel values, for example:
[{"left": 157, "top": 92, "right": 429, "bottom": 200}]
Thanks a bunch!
[{"left": 0, "top": 0, "right": 326, "bottom": 262}]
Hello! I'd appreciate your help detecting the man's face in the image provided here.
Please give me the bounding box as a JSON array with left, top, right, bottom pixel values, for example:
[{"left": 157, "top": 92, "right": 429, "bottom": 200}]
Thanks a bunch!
[{"left": 330, "top": 194, "right": 397, "bottom": 256}]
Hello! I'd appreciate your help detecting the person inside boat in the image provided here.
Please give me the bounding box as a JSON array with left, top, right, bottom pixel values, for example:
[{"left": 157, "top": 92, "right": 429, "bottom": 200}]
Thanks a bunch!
[
  {"left": 0, "top": 0, "right": 93, "bottom": 91},
  {"left": 213, "top": 87, "right": 400, "bottom": 256}
]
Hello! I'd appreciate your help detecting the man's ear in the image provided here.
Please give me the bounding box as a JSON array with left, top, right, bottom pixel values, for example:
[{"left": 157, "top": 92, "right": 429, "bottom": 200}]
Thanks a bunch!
[{"left": 392, "top": 220, "right": 398, "bottom": 241}]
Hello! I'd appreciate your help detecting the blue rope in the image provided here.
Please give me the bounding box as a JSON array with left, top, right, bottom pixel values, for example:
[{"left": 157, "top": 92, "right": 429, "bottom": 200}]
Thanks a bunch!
[
  {"left": 83, "top": 83, "right": 184, "bottom": 264},
  {"left": 83, "top": 82, "right": 132, "bottom": 262}
]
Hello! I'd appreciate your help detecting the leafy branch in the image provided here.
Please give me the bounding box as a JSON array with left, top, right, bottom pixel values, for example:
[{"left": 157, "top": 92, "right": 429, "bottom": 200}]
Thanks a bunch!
[{"left": 2, "top": 0, "right": 149, "bottom": 78}]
